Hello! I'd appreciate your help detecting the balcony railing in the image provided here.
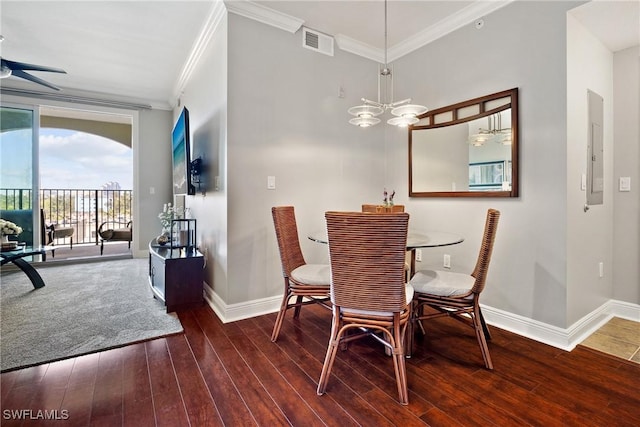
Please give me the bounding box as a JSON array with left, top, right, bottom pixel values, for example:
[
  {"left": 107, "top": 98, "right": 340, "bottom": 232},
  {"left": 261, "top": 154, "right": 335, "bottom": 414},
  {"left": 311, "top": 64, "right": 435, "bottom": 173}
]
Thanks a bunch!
[{"left": 0, "top": 188, "right": 132, "bottom": 245}]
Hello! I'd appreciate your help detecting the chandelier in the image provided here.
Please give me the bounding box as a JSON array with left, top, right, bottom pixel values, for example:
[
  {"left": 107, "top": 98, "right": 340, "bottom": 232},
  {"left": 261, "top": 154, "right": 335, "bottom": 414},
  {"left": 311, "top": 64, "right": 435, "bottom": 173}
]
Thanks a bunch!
[{"left": 348, "top": 0, "right": 427, "bottom": 128}]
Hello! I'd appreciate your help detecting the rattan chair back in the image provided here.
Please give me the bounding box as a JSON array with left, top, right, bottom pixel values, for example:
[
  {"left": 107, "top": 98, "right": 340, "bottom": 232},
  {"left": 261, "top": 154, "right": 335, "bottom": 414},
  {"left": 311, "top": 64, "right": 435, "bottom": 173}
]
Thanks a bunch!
[
  {"left": 272, "top": 206, "right": 306, "bottom": 278},
  {"left": 470, "top": 209, "right": 500, "bottom": 295},
  {"left": 325, "top": 211, "right": 409, "bottom": 312}
]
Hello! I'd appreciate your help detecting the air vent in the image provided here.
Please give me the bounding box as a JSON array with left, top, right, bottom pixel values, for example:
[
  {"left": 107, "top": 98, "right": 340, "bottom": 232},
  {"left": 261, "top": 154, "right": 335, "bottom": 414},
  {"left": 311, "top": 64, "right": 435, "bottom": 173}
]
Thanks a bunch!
[{"left": 302, "top": 27, "right": 334, "bottom": 57}]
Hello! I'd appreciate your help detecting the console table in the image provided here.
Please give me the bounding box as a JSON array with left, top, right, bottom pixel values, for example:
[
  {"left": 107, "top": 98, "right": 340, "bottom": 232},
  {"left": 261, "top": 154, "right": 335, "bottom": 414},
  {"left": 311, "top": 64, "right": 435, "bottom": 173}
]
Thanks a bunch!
[{"left": 148, "top": 240, "right": 204, "bottom": 312}]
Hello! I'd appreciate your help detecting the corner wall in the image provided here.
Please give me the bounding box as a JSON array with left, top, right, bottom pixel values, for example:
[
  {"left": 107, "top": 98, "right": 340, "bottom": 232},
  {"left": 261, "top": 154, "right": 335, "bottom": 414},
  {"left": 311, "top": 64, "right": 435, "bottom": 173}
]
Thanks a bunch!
[
  {"left": 177, "top": 12, "right": 229, "bottom": 304},
  {"left": 566, "top": 13, "right": 615, "bottom": 325},
  {"left": 613, "top": 46, "right": 640, "bottom": 304}
]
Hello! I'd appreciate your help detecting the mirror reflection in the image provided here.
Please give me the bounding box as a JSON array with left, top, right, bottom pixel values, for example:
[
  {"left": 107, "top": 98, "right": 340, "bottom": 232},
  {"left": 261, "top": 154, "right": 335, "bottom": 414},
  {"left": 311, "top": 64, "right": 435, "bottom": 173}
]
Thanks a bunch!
[{"left": 409, "top": 88, "right": 518, "bottom": 198}]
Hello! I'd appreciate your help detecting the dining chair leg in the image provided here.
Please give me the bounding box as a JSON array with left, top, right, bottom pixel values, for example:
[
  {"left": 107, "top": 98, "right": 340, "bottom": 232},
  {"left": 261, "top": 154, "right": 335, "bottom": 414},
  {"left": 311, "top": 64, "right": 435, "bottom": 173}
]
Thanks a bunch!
[
  {"left": 473, "top": 305, "right": 493, "bottom": 369},
  {"left": 391, "top": 318, "right": 409, "bottom": 405},
  {"left": 416, "top": 303, "right": 426, "bottom": 335},
  {"left": 293, "top": 295, "right": 304, "bottom": 318},
  {"left": 406, "top": 301, "right": 418, "bottom": 358},
  {"left": 271, "top": 292, "right": 292, "bottom": 342},
  {"left": 478, "top": 307, "right": 492, "bottom": 341},
  {"left": 317, "top": 308, "right": 342, "bottom": 396}
]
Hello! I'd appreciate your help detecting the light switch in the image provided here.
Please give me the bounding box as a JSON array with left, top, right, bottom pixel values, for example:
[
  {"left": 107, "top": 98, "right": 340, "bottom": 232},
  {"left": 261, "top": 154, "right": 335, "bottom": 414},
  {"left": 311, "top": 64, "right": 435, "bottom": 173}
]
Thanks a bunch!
[
  {"left": 619, "top": 176, "right": 631, "bottom": 192},
  {"left": 267, "top": 176, "right": 276, "bottom": 190}
]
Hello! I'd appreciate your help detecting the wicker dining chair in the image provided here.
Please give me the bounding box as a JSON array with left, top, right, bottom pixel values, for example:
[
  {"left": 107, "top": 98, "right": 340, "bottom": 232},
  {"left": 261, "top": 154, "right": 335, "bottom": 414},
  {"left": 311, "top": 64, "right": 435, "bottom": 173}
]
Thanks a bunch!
[
  {"left": 361, "top": 204, "right": 405, "bottom": 213},
  {"left": 317, "top": 211, "right": 412, "bottom": 405},
  {"left": 270, "top": 206, "right": 331, "bottom": 342},
  {"left": 362, "top": 204, "right": 410, "bottom": 281},
  {"left": 408, "top": 209, "right": 500, "bottom": 369}
]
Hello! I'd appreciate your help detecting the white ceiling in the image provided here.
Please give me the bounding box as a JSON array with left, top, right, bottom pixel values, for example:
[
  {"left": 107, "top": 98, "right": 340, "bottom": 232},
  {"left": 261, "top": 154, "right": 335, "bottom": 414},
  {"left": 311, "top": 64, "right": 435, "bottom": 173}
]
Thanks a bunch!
[{"left": 0, "top": 0, "right": 637, "bottom": 110}]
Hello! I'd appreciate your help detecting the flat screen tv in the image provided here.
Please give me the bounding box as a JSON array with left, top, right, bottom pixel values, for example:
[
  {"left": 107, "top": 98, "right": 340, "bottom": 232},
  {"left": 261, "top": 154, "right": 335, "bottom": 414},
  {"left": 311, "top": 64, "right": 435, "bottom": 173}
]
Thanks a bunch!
[{"left": 172, "top": 107, "right": 195, "bottom": 195}]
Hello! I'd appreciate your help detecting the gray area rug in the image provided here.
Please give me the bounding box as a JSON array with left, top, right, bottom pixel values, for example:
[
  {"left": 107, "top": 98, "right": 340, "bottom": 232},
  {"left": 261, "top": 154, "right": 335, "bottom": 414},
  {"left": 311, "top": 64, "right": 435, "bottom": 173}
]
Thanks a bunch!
[{"left": 1, "top": 258, "right": 183, "bottom": 372}]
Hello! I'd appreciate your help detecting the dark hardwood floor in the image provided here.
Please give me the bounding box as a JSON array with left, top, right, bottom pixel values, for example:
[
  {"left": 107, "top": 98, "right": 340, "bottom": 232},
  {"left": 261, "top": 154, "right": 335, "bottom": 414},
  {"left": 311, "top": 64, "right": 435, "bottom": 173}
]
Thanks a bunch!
[{"left": 2, "top": 304, "right": 639, "bottom": 426}]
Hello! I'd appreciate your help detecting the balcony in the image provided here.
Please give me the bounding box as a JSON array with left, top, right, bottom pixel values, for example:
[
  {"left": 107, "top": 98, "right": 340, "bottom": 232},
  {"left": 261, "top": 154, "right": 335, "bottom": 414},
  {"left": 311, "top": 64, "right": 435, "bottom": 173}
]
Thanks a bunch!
[{"left": 1, "top": 188, "right": 133, "bottom": 261}]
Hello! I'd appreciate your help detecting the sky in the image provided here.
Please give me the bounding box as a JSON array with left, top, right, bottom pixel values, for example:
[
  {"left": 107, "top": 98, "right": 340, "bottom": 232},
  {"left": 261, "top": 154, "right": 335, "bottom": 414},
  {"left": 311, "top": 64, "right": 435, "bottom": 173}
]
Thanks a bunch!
[{"left": 0, "top": 128, "right": 132, "bottom": 190}]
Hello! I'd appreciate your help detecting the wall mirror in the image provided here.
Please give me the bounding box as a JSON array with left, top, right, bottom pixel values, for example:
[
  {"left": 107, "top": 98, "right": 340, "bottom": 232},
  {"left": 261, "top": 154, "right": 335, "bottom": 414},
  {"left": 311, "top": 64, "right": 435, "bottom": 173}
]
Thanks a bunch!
[{"left": 409, "top": 88, "right": 518, "bottom": 197}]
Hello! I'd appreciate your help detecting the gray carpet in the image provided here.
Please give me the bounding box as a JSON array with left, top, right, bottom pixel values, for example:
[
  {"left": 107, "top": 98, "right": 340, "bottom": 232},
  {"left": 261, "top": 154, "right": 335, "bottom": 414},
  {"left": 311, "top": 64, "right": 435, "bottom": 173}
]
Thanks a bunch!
[{"left": 1, "top": 258, "right": 183, "bottom": 372}]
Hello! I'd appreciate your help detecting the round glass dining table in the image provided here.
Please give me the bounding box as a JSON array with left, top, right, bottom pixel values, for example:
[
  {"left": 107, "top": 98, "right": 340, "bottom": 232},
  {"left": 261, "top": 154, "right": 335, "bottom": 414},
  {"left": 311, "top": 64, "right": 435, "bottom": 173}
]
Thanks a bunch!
[{"left": 308, "top": 229, "right": 464, "bottom": 277}]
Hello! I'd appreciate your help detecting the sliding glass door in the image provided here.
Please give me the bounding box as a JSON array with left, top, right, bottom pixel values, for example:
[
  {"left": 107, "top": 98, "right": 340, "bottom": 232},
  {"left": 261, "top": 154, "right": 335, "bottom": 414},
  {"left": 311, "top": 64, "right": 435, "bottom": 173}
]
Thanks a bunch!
[{"left": 0, "top": 104, "right": 39, "bottom": 246}]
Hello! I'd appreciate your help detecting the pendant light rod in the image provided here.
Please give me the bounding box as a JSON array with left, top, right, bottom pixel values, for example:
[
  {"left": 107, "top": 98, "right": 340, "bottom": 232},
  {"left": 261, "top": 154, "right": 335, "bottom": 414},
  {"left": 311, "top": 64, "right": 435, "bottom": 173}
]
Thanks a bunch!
[
  {"left": 383, "top": 0, "right": 388, "bottom": 69},
  {"left": 347, "top": 0, "right": 428, "bottom": 128}
]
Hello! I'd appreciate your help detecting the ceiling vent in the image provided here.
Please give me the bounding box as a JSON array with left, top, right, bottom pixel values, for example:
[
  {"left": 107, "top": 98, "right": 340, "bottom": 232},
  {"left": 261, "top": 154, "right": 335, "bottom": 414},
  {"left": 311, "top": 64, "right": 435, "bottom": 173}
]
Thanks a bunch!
[{"left": 302, "top": 27, "right": 334, "bottom": 56}]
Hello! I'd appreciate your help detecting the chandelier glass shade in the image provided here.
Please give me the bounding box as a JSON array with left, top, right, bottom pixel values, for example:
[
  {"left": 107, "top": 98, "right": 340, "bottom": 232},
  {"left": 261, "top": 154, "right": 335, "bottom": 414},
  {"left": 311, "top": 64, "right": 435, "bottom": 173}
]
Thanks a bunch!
[
  {"left": 0, "top": 64, "right": 12, "bottom": 79},
  {"left": 348, "top": 104, "right": 384, "bottom": 127},
  {"left": 348, "top": 0, "right": 427, "bottom": 128}
]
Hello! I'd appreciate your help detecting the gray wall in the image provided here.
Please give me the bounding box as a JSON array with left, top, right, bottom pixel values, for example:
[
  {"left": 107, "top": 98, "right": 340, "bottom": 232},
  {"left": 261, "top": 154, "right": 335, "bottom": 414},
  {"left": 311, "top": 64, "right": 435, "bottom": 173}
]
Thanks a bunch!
[
  {"left": 566, "top": 11, "right": 614, "bottom": 326},
  {"left": 388, "top": 1, "right": 576, "bottom": 327},
  {"left": 136, "top": 108, "right": 173, "bottom": 253},
  {"left": 224, "top": 13, "right": 388, "bottom": 305},
  {"left": 613, "top": 46, "right": 640, "bottom": 304}
]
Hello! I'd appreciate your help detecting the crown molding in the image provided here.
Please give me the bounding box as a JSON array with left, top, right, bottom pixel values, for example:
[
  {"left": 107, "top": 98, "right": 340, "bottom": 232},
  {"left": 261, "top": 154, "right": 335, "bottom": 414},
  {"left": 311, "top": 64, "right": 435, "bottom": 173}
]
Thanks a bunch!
[
  {"left": 335, "top": 34, "right": 383, "bottom": 63},
  {"left": 388, "top": 0, "right": 514, "bottom": 62},
  {"left": 222, "top": 1, "right": 513, "bottom": 64},
  {"left": 172, "top": 0, "right": 227, "bottom": 106},
  {"left": 224, "top": 0, "right": 304, "bottom": 34}
]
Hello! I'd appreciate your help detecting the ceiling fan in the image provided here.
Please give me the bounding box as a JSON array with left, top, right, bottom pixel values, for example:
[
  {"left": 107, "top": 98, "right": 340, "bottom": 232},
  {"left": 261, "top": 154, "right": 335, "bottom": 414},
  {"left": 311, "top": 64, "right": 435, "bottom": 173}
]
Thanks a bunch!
[{"left": 0, "top": 36, "right": 66, "bottom": 91}]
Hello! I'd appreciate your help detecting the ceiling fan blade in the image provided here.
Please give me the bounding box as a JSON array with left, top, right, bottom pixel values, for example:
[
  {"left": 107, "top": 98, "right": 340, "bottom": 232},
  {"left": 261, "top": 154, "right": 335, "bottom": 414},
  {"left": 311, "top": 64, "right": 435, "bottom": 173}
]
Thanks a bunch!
[
  {"left": 11, "top": 69, "right": 61, "bottom": 91},
  {"left": 1, "top": 58, "right": 66, "bottom": 74}
]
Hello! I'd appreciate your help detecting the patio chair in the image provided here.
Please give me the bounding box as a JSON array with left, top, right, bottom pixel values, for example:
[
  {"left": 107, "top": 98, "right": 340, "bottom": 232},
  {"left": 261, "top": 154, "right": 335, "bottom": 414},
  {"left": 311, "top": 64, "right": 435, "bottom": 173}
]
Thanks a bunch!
[
  {"left": 317, "top": 211, "right": 412, "bottom": 405},
  {"left": 41, "top": 210, "right": 74, "bottom": 252},
  {"left": 98, "top": 220, "right": 132, "bottom": 255}
]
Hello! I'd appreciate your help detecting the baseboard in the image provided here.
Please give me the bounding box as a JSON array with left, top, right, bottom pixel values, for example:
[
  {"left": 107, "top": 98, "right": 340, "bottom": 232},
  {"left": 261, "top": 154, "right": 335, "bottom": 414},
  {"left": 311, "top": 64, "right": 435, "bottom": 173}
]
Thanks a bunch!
[
  {"left": 204, "top": 284, "right": 281, "bottom": 323},
  {"left": 482, "top": 299, "right": 640, "bottom": 351},
  {"left": 202, "top": 287, "right": 639, "bottom": 351}
]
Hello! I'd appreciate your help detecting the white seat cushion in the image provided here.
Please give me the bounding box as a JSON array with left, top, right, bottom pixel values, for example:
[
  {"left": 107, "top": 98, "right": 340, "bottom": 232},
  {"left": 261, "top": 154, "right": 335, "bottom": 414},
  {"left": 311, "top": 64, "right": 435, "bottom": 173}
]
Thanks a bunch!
[
  {"left": 339, "top": 284, "right": 414, "bottom": 317},
  {"left": 410, "top": 270, "right": 474, "bottom": 297},
  {"left": 291, "top": 264, "right": 331, "bottom": 286}
]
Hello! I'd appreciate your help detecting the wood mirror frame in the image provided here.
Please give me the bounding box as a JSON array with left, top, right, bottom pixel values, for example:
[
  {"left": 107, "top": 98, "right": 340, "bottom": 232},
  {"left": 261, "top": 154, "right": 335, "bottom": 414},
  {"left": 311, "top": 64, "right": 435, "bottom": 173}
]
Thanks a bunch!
[{"left": 409, "top": 88, "right": 519, "bottom": 198}]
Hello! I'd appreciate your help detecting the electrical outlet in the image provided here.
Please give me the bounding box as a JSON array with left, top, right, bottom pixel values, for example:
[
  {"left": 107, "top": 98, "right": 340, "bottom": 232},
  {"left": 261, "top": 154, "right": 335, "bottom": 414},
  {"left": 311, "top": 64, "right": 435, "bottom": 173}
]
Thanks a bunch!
[
  {"left": 443, "top": 254, "right": 451, "bottom": 269},
  {"left": 415, "top": 249, "right": 422, "bottom": 262}
]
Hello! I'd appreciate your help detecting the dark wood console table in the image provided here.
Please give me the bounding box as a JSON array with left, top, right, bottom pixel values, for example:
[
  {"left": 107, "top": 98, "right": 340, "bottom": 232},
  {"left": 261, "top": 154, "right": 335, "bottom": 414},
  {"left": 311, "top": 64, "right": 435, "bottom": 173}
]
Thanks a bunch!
[{"left": 148, "top": 240, "right": 204, "bottom": 312}]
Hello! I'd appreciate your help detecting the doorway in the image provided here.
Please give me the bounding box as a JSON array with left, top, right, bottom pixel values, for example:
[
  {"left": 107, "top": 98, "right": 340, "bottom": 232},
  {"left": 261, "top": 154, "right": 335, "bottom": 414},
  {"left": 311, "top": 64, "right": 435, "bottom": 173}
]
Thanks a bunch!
[
  {"left": 39, "top": 106, "right": 134, "bottom": 261},
  {"left": 0, "top": 102, "right": 135, "bottom": 262}
]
